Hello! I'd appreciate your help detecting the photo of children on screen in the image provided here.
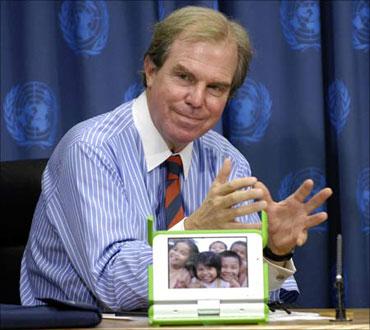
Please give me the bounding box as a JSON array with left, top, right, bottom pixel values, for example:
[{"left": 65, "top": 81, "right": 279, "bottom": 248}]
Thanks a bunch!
[
  {"left": 168, "top": 239, "right": 199, "bottom": 288},
  {"left": 230, "top": 240, "right": 248, "bottom": 287},
  {"left": 168, "top": 237, "right": 248, "bottom": 289},
  {"left": 209, "top": 240, "right": 227, "bottom": 254},
  {"left": 190, "top": 251, "right": 229, "bottom": 288}
]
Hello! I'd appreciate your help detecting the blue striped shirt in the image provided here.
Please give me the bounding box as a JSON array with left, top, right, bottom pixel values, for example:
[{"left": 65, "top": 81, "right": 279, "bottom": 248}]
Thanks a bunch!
[{"left": 20, "top": 93, "right": 298, "bottom": 311}]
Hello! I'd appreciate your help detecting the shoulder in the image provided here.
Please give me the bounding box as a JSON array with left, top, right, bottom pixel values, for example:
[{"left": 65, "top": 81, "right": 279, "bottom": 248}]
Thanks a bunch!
[
  {"left": 65, "top": 100, "right": 136, "bottom": 147},
  {"left": 198, "top": 130, "right": 245, "bottom": 161},
  {"left": 221, "top": 279, "right": 230, "bottom": 288},
  {"left": 47, "top": 100, "right": 140, "bottom": 175},
  {"left": 52, "top": 100, "right": 138, "bottom": 158}
]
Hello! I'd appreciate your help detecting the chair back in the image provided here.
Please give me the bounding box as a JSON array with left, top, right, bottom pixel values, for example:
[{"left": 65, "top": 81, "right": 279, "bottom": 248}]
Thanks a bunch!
[{"left": 0, "top": 159, "right": 48, "bottom": 304}]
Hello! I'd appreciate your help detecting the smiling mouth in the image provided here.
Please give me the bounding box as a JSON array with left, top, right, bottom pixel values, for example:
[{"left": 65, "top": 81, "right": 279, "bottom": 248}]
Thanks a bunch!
[
  {"left": 202, "top": 276, "right": 213, "bottom": 282},
  {"left": 173, "top": 107, "right": 205, "bottom": 122},
  {"left": 177, "top": 114, "right": 203, "bottom": 124}
]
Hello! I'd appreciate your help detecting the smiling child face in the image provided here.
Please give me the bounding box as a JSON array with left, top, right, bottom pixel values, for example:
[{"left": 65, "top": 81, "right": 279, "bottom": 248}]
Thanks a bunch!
[
  {"left": 169, "top": 242, "right": 191, "bottom": 268},
  {"left": 231, "top": 243, "right": 247, "bottom": 260},
  {"left": 221, "top": 256, "right": 240, "bottom": 281},
  {"left": 196, "top": 263, "right": 218, "bottom": 284},
  {"left": 210, "top": 242, "right": 226, "bottom": 253}
]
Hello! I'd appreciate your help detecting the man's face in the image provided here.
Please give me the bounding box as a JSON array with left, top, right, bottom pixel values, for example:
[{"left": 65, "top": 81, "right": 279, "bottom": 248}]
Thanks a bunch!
[{"left": 145, "top": 36, "right": 238, "bottom": 152}]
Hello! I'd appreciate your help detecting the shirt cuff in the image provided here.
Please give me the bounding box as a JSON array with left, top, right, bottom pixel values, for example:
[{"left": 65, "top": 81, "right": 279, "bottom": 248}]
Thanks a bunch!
[
  {"left": 168, "top": 218, "right": 186, "bottom": 231},
  {"left": 265, "top": 258, "right": 296, "bottom": 290}
]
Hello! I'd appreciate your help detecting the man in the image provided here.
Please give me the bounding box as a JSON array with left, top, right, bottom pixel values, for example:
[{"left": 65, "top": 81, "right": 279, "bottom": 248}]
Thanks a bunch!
[{"left": 20, "top": 7, "right": 332, "bottom": 311}]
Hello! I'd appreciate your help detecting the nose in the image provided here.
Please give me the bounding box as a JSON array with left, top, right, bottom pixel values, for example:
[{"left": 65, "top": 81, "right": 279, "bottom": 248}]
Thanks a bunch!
[{"left": 185, "top": 84, "right": 205, "bottom": 108}]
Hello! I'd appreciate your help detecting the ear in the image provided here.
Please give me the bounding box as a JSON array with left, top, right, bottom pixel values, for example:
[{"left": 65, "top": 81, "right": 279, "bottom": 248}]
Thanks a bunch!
[{"left": 144, "top": 56, "right": 157, "bottom": 88}]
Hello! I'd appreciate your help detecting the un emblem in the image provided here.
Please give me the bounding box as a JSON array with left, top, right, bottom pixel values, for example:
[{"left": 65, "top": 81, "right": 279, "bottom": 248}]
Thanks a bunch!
[
  {"left": 123, "top": 82, "right": 144, "bottom": 103},
  {"left": 327, "top": 80, "right": 351, "bottom": 134},
  {"left": 357, "top": 168, "right": 369, "bottom": 234},
  {"left": 278, "top": 167, "right": 328, "bottom": 232},
  {"left": 59, "top": 0, "right": 109, "bottom": 56},
  {"left": 352, "top": 0, "right": 369, "bottom": 52},
  {"left": 3, "top": 81, "right": 58, "bottom": 148},
  {"left": 226, "top": 78, "right": 272, "bottom": 145},
  {"left": 280, "top": 0, "right": 321, "bottom": 51}
]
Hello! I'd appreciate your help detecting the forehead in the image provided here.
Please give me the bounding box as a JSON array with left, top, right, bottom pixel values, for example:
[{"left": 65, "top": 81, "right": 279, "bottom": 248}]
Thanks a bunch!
[
  {"left": 175, "top": 242, "right": 190, "bottom": 250},
  {"left": 197, "top": 263, "right": 211, "bottom": 268},
  {"left": 232, "top": 244, "right": 246, "bottom": 251},
  {"left": 222, "top": 256, "right": 239, "bottom": 265},
  {"left": 164, "top": 37, "right": 238, "bottom": 84}
]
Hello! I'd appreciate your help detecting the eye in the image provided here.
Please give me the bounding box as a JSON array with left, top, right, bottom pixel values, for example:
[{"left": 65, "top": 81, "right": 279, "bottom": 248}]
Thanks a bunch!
[
  {"left": 208, "top": 85, "right": 227, "bottom": 97},
  {"left": 177, "top": 72, "right": 191, "bottom": 81}
]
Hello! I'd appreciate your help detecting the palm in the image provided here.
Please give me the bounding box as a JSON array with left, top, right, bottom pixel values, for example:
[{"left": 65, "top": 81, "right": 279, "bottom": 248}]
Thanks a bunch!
[
  {"left": 256, "top": 179, "right": 333, "bottom": 255},
  {"left": 267, "top": 195, "right": 310, "bottom": 254}
]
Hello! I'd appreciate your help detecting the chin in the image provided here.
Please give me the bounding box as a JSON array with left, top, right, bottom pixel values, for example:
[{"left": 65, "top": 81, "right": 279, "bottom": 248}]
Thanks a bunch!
[{"left": 171, "top": 131, "right": 203, "bottom": 145}]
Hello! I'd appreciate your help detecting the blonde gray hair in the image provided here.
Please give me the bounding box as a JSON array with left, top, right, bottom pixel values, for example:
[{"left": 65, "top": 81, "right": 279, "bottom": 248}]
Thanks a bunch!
[{"left": 143, "top": 6, "right": 253, "bottom": 96}]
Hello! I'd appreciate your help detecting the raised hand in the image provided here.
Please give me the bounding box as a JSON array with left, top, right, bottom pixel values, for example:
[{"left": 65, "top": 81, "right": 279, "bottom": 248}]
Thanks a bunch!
[
  {"left": 221, "top": 273, "right": 240, "bottom": 288},
  {"left": 255, "top": 180, "right": 333, "bottom": 255},
  {"left": 171, "top": 268, "right": 192, "bottom": 288},
  {"left": 185, "top": 159, "right": 265, "bottom": 230}
]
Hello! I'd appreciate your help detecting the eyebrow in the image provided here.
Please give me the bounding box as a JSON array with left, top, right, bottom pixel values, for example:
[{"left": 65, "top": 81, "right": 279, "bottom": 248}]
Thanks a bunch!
[{"left": 173, "top": 64, "right": 232, "bottom": 89}]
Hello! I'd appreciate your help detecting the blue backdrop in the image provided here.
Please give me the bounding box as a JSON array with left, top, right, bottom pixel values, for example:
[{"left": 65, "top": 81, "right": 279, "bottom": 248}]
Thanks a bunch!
[{"left": 1, "top": 0, "right": 369, "bottom": 308}]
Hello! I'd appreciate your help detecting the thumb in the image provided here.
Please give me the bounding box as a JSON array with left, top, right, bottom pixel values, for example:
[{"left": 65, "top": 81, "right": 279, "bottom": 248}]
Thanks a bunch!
[
  {"left": 215, "top": 158, "right": 232, "bottom": 185},
  {"left": 255, "top": 181, "right": 273, "bottom": 204}
]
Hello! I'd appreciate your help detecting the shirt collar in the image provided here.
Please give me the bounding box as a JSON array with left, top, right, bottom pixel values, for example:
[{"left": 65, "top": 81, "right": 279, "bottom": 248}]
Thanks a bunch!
[{"left": 132, "top": 91, "right": 193, "bottom": 178}]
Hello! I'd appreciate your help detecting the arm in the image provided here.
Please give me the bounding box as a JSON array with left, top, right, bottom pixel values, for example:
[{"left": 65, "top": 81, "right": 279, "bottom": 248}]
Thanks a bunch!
[
  {"left": 270, "top": 276, "right": 300, "bottom": 304},
  {"left": 55, "top": 142, "right": 151, "bottom": 310}
]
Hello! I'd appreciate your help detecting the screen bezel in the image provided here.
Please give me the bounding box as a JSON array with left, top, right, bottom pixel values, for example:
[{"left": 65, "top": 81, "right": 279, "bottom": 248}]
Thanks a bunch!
[{"left": 152, "top": 232, "right": 264, "bottom": 303}]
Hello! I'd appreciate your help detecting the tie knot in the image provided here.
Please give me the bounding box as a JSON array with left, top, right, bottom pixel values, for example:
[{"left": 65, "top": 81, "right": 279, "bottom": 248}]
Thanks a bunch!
[{"left": 166, "top": 155, "right": 183, "bottom": 176}]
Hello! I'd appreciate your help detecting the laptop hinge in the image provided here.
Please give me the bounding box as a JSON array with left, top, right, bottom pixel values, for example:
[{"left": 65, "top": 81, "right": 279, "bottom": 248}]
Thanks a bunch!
[{"left": 197, "top": 300, "right": 220, "bottom": 316}]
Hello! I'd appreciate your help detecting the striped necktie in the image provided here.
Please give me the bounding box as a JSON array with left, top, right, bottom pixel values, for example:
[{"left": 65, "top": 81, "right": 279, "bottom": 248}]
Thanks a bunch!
[{"left": 165, "top": 155, "right": 184, "bottom": 229}]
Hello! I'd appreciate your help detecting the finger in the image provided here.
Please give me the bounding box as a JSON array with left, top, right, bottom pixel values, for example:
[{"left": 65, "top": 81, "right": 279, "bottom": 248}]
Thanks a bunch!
[
  {"left": 214, "top": 158, "right": 232, "bottom": 185},
  {"left": 254, "top": 181, "right": 273, "bottom": 204},
  {"left": 305, "top": 212, "right": 328, "bottom": 229},
  {"left": 216, "top": 177, "right": 258, "bottom": 196},
  {"left": 305, "top": 188, "right": 333, "bottom": 214},
  {"left": 222, "top": 188, "right": 264, "bottom": 208},
  {"left": 228, "top": 200, "right": 267, "bottom": 219},
  {"left": 292, "top": 179, "right": 314, "bottom": 203},
  {"left": 226, "top": 222, "right": 262, "bottom": 230},
  {"left": 296, "top": 230, "right": 308, "bottom": 246}
]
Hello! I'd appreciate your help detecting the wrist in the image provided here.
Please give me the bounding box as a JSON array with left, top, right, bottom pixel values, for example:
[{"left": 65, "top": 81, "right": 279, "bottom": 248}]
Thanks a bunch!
[{"left": 263, "top": 246, "right": 294, "bottom": 262}]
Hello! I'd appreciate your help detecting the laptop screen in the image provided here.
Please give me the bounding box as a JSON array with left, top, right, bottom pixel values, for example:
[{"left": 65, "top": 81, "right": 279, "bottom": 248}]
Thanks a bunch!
[{"left": 168, "top": 237, "right": 248, "bottom": 289}]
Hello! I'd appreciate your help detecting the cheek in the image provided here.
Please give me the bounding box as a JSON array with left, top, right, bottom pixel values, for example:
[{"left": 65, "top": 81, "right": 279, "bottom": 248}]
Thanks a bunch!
[
  {"left": 207, "top": 98, "right": 227, "bottom": 116},
  {"left": 207, "top": 106, "right": 224, "bottom": 121},
  {"left": 157, "top": 81, "right": 186, "bottom": 103},
  {"left": 232, "top": 268, "right": 240, "bottom": 275}
]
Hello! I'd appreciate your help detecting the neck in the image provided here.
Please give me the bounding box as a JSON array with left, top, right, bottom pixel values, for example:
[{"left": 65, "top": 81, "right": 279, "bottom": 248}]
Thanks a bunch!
[
  {"left": 170, "top": 264, "right": 183, "bottom": 271},
  {"left": 170, "top": 145, "right": 186, "bottom": 153}
]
